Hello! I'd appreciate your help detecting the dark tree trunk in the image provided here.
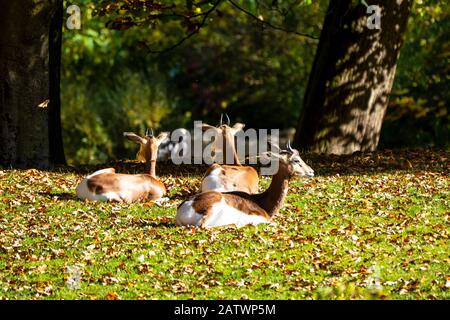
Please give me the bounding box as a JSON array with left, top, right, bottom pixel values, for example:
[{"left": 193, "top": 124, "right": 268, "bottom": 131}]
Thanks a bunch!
[
  {"left": 0, "top": 0, "right": 65, "bottom": 168},
  {"left": 49, "top": 1, "right": 66, "bottom": 165},
  {"left": 294, "top": 0, "right": 412, "bottom": 154}
]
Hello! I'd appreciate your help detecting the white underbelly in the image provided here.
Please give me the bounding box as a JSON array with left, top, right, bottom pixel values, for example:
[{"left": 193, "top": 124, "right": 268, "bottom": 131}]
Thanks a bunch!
[
  {"left": 76, "top": 168, "right": 116, "bottom": 201},
  {"left": 176, "top": 200, "right": 204, "bottom": 226},
  {"left": 75, "top": 177, "right": 123, "bottom": 202},
  {"left": 76, "top": 179, "right": 95, "bottom": 200},
  {"left": 204, "top": 201, "right": 269, "bottom": 228},
  {"left": 177, "top": 198, "right": 270, "bottom": 228}
]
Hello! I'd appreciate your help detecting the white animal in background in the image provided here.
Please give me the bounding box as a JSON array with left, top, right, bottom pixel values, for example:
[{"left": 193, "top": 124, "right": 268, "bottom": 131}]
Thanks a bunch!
[{"left": 76, "top": 130, "right": 169, "bottom": 203}]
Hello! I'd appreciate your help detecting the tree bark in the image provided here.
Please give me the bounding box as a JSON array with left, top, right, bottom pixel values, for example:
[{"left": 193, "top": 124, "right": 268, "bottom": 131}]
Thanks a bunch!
[
  {"left": 294, "top": 0, "right": 412, "bottom": 154},
  {"left": 49, "top": 1, "right": 66, "bottom": 165},
  {"left": 0, "top": 0, "right": 65, "bottom": 168}
]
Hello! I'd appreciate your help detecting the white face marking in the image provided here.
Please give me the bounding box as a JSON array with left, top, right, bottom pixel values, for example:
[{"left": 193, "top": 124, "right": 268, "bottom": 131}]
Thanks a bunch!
[{"left": 290, "top": 154, "right": 314, "bottom": 177}]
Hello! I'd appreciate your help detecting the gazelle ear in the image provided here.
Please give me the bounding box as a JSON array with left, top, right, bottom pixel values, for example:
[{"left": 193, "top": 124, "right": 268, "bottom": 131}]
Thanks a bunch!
[
  {"left": 123, "top": 132, "right": 146, "bottom": 145},
  {"left": 201, "top": 123, "right": 219, "bottom": 132},
  {"left": 230, "top": 123, "right": 245, "bottom": 135},
  {"left": 155, "top": 132, "right": 170, "bottom": 145}
]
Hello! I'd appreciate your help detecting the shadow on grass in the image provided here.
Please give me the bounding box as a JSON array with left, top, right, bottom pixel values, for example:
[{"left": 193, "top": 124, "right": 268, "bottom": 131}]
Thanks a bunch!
[
  {"left": 132, "top": 218, "right": 177, "bottom": 228},
  {"left": 168, "top": 191, "right": 198, "bottom": 202},
  {"left": 38, "top": 191, "right": 77, "bottom": 201},
  {"left": 300, "top": 148, "right": 449, "bottom": 177},
  {"left": 3, "top": 149, "right": 448, "bottom": 177}
]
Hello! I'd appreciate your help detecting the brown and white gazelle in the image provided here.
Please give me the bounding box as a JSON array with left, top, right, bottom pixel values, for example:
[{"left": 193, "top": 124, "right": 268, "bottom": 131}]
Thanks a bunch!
[
  {"left": 176, "top": 143, "right": 314, "bottom": 228},
  {"left": 200, "top": 114, "right": 259, "bottom": 194},
  {"left": 76, "top": 130, "right": 169, "bottom": 203}
]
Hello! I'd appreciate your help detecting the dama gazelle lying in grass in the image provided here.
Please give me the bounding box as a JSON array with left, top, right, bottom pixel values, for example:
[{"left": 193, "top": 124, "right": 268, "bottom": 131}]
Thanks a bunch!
[
  {"left": 76, "top": 130, "right": 169, "bottom": 203},
  {"left": 176, "top": 143, "right": 314, "bottom": 228},
  {"left": 200, "top": 114, "right": 259, "bottom": 194}
]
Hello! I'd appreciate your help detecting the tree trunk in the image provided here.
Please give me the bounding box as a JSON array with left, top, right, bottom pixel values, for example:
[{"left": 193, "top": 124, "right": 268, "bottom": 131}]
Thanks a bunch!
[
  {"left": 49, "top": 1, "right": 66, "bottom": 165},
  {"left": 0, "top": 0, "right": 65, "bottom": 168},
  {"left": 294, "top": 0, "right": 412, "bottom": 154}
]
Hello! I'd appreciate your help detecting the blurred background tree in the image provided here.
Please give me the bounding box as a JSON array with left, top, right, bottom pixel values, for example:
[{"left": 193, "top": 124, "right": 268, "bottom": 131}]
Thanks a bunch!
[
  {"left": 1, "top": 0, "right": 64, "bottom": 168},
  {"left": 379, "top": 0, "right": 449, "bottom": 149},
  {"left": 61, "top": 0, "right": 448, "bottom": 164}
]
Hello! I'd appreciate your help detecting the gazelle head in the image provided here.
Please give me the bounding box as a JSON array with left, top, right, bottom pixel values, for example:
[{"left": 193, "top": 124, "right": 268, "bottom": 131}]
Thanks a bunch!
[
  {"left": 201, "top": 113, "right": 245, "bottom": 140},
  {"left": 268, "top": 141, "right": 314, "bottom": 178},
  {"left": 201, "top": 114, "right": 245, "bottom": 164},
  {"left": 123, "top": 129, "right": 169, "bottom": 167}
]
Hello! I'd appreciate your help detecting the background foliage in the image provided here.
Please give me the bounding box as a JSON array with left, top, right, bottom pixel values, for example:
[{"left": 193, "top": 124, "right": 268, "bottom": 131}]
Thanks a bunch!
[
  {"left": 61, "top": 0, "right": 449, "bottom": 164},
  {"left": 380, "top": 0, "right": 449, "bottom": 149}
]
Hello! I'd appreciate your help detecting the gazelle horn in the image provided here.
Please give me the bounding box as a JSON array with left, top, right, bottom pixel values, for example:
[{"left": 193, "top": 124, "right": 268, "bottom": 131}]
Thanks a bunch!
[
  {"left": 287, "top": 140, "right": 294, "bottom": 152},
  {"left": 225, "top": 113, "right": 230, "bottom": 126}
]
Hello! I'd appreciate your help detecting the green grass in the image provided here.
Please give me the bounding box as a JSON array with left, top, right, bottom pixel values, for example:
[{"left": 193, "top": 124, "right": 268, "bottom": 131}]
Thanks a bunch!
[{"left": 0, "top": 150, "right": 449, "bottom": 300}]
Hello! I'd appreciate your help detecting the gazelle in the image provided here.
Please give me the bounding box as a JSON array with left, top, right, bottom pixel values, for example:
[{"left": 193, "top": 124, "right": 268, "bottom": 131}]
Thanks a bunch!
[
  {"left": 75, "top": 130, "right": 169, "bottom": 203},
  {"left": 176, "top": 143, "right": 314, "bottom": 228},
  {"left": 200, "top": 114, "right": 259, "bottom": 194}
]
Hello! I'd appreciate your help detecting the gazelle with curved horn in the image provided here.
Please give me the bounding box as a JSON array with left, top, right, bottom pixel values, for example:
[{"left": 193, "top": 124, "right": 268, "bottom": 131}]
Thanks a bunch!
[
  {"left": 200, "top": 114, "right": 260, "bottom": 194},
  {"left": 176, "top": 144, "right": 314, "bottom": 228},
  {"left": 133, "top": 128, "right": 155, "bottom": 162},
  {"left": 76, "top": 130, "right": 169, "bottom": 203},
  {"left": 220, "top": 113, "right": 230, "bottom": 127}
]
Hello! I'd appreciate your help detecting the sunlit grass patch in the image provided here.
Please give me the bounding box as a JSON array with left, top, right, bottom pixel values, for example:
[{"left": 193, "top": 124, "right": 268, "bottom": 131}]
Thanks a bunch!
[{"left": 0, "top": 150, "right": 449, "bottom": 299}]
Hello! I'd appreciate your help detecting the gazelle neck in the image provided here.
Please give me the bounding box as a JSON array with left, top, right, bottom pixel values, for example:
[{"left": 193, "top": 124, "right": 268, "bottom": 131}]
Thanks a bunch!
[
  {"left": 256, "top": 164, "right": 290, "bottom": 217},
  {"left": 144, "top": 147, "right": 157, "bottom": 178},
  {"left": 147, "top": 159, "right": 157, "bottom": 177},
  {"left": 222, "top": 132, "right": 241, "bottom": 165}
]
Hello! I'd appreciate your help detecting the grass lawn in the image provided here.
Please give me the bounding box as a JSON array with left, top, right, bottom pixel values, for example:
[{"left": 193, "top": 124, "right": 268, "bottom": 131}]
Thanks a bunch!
[{"left": 0, "top": 149, "right": 449, "bottom": 300}]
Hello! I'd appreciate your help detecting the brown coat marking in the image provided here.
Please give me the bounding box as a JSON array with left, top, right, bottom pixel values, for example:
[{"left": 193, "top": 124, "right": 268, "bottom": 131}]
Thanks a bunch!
[
  {"left": 222, "top": 193, "right": 270, "bottom": 219},
  {"left": 202, "top": 164, "right": 259, "bottom": 194},
  {"left": 219, "top": 165, "right": 259, "bottom": 193},
  {"left": 201, "top": 121, "right": 259, "bottom": 193},
  {"left": 191, "top": 191, "right": 223, "bottom": 215}
]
